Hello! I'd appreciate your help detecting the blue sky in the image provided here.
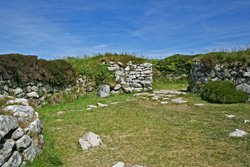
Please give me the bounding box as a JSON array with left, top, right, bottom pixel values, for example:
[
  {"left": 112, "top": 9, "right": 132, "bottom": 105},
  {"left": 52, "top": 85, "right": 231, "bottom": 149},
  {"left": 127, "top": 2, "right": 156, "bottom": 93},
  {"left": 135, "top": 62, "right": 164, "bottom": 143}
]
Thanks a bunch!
[{"left": 0, "top": 0, "right": 250, "bottom": 59}]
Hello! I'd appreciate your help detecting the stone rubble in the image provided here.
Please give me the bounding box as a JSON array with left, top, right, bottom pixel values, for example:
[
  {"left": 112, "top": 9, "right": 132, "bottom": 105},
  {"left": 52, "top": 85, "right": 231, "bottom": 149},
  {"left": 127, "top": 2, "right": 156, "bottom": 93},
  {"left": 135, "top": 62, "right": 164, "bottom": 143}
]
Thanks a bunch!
[{"left": 226, "top": 114, "right": 235, "bottom": 119}]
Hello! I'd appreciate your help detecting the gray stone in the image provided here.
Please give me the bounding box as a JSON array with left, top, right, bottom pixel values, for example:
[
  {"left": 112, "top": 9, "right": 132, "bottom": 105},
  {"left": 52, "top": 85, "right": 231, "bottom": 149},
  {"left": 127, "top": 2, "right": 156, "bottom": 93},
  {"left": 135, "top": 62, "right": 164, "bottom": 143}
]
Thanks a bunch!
[
  {"left": 171, "top": 98, "right": 187, "bottom": 104},
  {"left": 97, "top": 103, "right": 108, "bottom": 107},
  {"left": 87, "top": 105, "right": 97, "bottom": 109},
  {"left": 12, "top": 87, "right": 23, "bottom": 95},
  {"left": 194, "top": 103, "right": 204, "bottom": 106},
  {"left": 114, "top": 84, "right": 122, "bottom": 91},
  {"left": 0, "top": 115, "right": 18, "bottom": 141},
  {"left": 112, "top": 161, "right": 125, "bottom": 167},
  {"left": 229, "top": 129, "right": 248, "bottom": 137},
  {"left": 243, "top": 120, "right": 250, "bottom": 124},
  {"left": 28, "top": 119, "right": 43, "bottom": 135},
  {"left": 27, "top": 91, "right": 39, "bottom": 98},
  {"left": 160, "top": 101, "right": 168, "bottom": 104},
  {"left": 16, "top": 135, "right": 32, "bottom": 151},
  {"left": 79, "top": 132, "right": 102, "bottom": 150},
  {"left": 236, "top": 83, "right": 250, "bottom": 94},
  {"left": 1, "top": 151, "right": 22, "bottom": 167},
  {"left": 12, "top": 127, "right": 24, "bottom": 140},
  {"left": 4, "top": 105, "right": 35, "bottom": 118},
  {"left": 6, "top": 98, "right": 29, "bottom": 106},
  {"left": 22, "top": 142, "right": 37, "bottom": 161},
  {"left": 98, "top": 85, "right": 110, "bottom": 98},
  {"left": 243, "top": 71, "right": 250, "bottom": 77},
  {"left": 226, "top": 114, "right": 235, "bottom": 119},
  {"left": 0, "top": 139, "right": 15, "bottom": 166}
]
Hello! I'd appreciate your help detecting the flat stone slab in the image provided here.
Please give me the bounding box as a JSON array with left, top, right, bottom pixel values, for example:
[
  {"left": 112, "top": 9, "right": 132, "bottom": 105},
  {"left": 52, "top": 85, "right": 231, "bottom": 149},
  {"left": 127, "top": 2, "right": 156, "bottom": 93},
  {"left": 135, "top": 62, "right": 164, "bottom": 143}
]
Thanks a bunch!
[
  {"left": 161, "top": 101, "right": 168, "bottom": 104},
  {"left": 79, "top": 132, "right": 102, "bottom": 150},
  {"left": 229, "top": 129, "right": 248, "bottom": 137},
  {"left": 194, "top": 103, "right": 204, "bottom": 106},
  {"left": 226, "top": 114, "right": 235, "bottom": 119},
  {"left": 153, "top": 90, "right": 186, "bottom": 95},
  {"left": 171, "top": 98, "right": 187, "bottom": 104},
  {"left": 97, "top": 102, "right": 108, "bottom": 107},
  {"left": 244, "top": 120, "right": 250, "bottom": 124},
  {"left": 87, "top": 105, "right": 97, "bottom": 109}
]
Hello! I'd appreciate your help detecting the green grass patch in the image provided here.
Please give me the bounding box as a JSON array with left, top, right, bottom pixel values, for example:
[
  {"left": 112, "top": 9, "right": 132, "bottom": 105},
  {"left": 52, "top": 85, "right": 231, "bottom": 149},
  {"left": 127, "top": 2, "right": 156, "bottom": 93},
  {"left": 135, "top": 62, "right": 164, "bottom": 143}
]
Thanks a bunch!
[{"left": 28, "top": 85, "right": 250, "bottom": 167}]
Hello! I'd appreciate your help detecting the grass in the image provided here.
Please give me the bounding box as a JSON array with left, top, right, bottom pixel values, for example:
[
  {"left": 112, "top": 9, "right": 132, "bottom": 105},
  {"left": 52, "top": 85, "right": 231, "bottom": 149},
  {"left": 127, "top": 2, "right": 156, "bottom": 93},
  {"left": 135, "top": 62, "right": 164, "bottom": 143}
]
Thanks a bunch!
[{"left": 27, "top": 85, "right": 250, "bottom": 167}]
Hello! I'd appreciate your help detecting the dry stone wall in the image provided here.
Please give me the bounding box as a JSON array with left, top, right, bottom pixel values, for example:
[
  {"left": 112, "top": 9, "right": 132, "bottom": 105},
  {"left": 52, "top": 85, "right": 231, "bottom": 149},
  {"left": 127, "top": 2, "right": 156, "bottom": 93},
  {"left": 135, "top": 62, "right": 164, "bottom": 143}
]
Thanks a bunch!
[
  {"left": 0, "top": 96, "right": 44, "bottom": 167},
  {"left": 189, "top": 61, "right": 250, "bottom": 94},
  {"left": 108, "top": 61, "right": 153, "bottom": 93}
]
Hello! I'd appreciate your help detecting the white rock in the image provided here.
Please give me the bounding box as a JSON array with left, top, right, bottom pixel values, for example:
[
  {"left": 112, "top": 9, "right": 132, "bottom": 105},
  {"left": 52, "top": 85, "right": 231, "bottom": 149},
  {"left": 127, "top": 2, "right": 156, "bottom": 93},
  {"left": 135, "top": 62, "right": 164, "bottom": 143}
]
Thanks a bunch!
[
  {"left": 194, "top": 103, "right": 204, "bottom": 106},
  {"left": 16, "top": 135, "right": 32, "bottom": 151},
  {"left": 6, "top": 98, "right": 29, "bottom": 106},
  {"left": 131, "top": 165, "right": 145, "bottom": 167},
  {"left": 79, "top": 132, "right": 102, "bottom": 150},
  {"left": 229, "top": 129, "right": 248, "bottom": 137},
  {"left": 114, "top": 84, "right": 122, "bottom": 91},
  {"left": 243, "top": 120, "right": 250, "bottom": 124},
  {"left": 98, "top": 85, "right": 110, "bottom": 98},
  {"left": 97, "top": 102, "right": 108, "bottom": 107},
  {"left": 171, "top": 98, "right": 187, "bottom": 104},
  {"left": 112, "top": 161, "right": 125, "bottom": 167},
  {"left": 27, "top": 91, "right": 39, "bottom": 98},
  {"left": 4, "top": 105, "right": 35, "bottom": 118},
  {"left": 110, "top": 102, "right": 119, "bottom": 105},
  {"left": 161, "top": 101, "right": 168, "bottom": 104},
  {"left": 11, "top": 127, "right": 24, "bottom": 140},
  {"left": 87, "top": 105, "right": 97, "bottom": 109},
  {"left": 226, "top": 114, "right": 235, "bottom": 119},
  {"left": 86, "top": 108, "right": 92, "bottom": 111}
]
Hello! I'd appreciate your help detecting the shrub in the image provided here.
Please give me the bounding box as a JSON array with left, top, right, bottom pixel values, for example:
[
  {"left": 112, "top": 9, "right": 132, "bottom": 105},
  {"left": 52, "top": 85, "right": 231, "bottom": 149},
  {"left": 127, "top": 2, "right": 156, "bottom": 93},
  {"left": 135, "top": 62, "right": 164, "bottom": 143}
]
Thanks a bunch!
[
  {"left": 0, "top": 54, "right": 75, "bottom": 87},
  {"left": 201, "top": 81, "right": 248, "bottom": 104}
]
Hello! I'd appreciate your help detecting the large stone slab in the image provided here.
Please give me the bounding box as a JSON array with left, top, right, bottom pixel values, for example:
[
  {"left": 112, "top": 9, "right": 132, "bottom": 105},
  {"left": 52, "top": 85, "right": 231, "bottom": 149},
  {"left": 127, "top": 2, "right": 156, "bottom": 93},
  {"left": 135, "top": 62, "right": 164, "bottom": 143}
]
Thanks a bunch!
[
  {"left": 4, "top": 105, "right": 35, "bottom": 118},
  {"left": 79, "top": 132, "right": 102, "bottom": 150},
  {"left": 98, "top": 85, "right": 110, "bottom": 98}
]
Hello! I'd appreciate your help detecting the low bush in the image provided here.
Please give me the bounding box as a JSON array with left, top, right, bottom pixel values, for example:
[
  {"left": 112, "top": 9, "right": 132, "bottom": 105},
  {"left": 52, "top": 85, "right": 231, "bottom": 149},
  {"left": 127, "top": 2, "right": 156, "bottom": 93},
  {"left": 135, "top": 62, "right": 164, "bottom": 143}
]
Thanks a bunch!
[
  {"left": 0, "top": 54, "right": 75, "bottom": 87},
  {"left": 201, "top": 81, "right": 248, "bottom": 104}
]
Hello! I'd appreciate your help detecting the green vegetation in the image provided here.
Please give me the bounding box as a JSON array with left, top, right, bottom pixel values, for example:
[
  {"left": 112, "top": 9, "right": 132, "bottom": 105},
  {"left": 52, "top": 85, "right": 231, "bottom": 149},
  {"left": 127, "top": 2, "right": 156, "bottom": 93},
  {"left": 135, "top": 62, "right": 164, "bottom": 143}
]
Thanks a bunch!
[
  {"left": 28, "top": 85, "right": 250, "bottom": 167},
  {"left": 196, "top": 48, "right": 250, "bottom": 69},
  {"left": 0, "top": 54, "right": 75, "bottom": 86},
  {"left": 66, "top": 53, "right": 148, "bottom": 85},
  {"left": 201, "top": 81, "right": 249, "bottom": 104}
]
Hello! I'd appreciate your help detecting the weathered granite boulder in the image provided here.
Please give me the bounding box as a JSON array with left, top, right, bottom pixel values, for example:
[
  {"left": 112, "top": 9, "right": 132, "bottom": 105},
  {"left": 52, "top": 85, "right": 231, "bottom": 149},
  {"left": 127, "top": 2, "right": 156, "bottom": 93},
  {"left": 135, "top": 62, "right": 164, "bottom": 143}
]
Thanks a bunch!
[
  {"left": 98, "top": 85, "right": 110, "bottom": 98},
  {"left": 79, "top": 132, "right": 102, "bottom": 150}
]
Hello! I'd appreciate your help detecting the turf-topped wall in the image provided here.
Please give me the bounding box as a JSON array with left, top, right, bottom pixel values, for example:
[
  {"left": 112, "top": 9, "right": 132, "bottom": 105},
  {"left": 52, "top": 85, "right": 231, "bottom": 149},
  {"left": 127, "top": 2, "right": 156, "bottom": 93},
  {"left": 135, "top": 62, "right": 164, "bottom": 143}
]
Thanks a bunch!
[
  {"left": 0, "top": 54, "right": 153, "bottom": 105},
  {"left": 189, "top": 50, "right": 250, "bottom": 94}
]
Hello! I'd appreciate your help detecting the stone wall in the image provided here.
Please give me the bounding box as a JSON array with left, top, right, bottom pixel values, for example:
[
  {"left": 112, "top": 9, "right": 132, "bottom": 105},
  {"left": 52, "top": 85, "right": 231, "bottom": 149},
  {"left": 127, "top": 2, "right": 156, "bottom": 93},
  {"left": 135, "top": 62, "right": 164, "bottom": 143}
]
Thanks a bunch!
[
  {"left": 0, "top": 76, "right": 94, "bottom": 106},
  {"left": 108, "top": 61, "right": 153, "bottom": 93},
  {"left": 189, "top": 61, "right": 250, "bottom": 94},
  {"left": 0, "top": 96, "right": 43, "bottom": 167}
]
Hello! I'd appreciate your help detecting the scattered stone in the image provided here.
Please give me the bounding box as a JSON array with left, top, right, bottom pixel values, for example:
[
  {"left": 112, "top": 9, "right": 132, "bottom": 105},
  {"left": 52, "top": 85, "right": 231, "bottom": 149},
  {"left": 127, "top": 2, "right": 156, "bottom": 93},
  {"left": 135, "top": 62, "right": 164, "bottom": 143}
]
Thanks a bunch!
[
  {"left": 161, "top": 101, "right": 168, "bottom": 104},
  {"left": 98, "top": 84, "right": 110, "bottom": 98},
  {"left": 229, "top": 129, "right": 248, "bottom": 137},
  {"left": 86, "top": 108, "right": 92, "bottom": 111},
  {"left": 194, "top": 103, "right": 204, "bottom": 106},
  {"left": 243, "top": 120, "right": 250, "bottom": 124},
  {"left": 226, "top": 114, "right": 235, "bottom": 119},
  {"left": 110, "top": 102, "right": 119, "bottom": 105},
  {"left": 162, "top": 98, "right": 169, "bottom": 100},
  {"left": 112, "top": 161, "right": 125, "bottom": 167},
  {"left": 152, "top": 96, "right": 159, "bottom": 101},
  {"left": 87, "top": 105, "right": 97, "bottom": 109},
  {"left": 171, "top": 98, "right": 187, "bottom": 104},
  {"left": 97, "top": 102, "right": 108, "bottom": 107},
  {"left": 56, "top": 111, "right": 65, "bottom": 116},
  {"left": 79, "top": 132, "right": 102, "bottom": 150}
]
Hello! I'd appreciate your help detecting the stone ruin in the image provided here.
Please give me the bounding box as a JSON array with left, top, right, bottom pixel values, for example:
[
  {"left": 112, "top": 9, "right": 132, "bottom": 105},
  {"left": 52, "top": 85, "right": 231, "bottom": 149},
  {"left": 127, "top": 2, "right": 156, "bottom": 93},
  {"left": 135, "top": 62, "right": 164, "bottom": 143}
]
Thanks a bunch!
[{"left": 0, "top": 96, "right": 44, "bottom": 167}]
